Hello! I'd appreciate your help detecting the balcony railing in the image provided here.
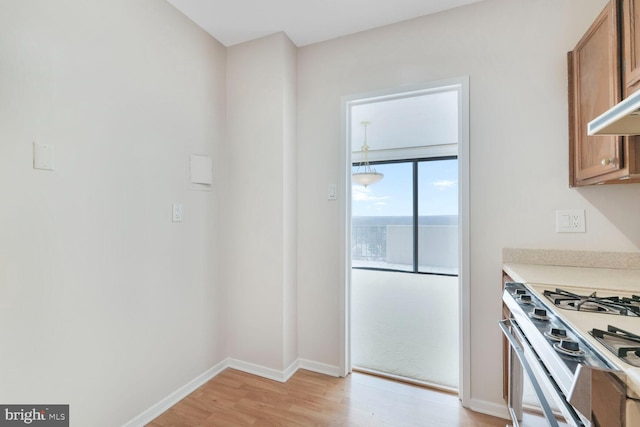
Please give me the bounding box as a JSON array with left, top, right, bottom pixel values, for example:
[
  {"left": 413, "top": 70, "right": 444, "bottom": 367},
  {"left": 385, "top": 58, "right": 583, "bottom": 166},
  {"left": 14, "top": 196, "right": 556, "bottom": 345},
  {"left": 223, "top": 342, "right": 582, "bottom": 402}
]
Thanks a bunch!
[
  {"left": 352, "top": 225, "right": 387, "bottom": 261},
  {"left": 352, "top": 216, "right": 458, "bottom": 275}
]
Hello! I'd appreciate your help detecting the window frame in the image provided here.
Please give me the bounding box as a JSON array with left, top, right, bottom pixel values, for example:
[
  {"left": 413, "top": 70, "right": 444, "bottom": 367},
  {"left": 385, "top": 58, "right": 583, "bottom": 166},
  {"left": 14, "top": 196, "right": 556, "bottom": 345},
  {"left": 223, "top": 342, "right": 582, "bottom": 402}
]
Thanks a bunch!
[{"left": 351, "top": 155, "right": 459, "bottom": 277}]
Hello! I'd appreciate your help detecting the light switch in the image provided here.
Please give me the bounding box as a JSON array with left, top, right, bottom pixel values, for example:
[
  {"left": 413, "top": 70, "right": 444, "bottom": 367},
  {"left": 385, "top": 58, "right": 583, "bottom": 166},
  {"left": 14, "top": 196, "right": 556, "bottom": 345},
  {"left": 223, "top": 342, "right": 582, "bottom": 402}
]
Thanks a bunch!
[
  {"left": 172, "top": 204, "right": 183, "bottom": 222},
  {"left": 33, "top": 142, "right": 55, "bottom": 171},
  {"left": 328, "top": 184, "right": 337, "bottom": 200}
]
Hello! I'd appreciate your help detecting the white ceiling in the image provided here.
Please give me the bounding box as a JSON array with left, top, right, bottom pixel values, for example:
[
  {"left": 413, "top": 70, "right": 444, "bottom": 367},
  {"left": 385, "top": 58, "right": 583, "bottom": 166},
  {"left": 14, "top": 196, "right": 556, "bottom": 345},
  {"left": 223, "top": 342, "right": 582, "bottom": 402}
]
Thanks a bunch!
[{"left": 166, "top": 0, "right": 483, "bottom": 47}]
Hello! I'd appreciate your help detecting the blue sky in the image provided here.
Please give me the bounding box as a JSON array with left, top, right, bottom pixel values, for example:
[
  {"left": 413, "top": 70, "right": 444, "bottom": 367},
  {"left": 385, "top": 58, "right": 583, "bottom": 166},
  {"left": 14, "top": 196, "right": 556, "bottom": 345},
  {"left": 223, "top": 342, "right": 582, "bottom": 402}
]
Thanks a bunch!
[{"left": 352, "top": 159, "right": 458, "bottom": 217}]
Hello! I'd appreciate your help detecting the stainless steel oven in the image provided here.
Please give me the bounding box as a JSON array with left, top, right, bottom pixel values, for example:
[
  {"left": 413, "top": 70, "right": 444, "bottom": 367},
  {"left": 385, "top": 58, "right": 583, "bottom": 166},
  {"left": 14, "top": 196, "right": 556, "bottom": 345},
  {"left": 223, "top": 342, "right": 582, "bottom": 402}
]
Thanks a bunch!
[{"left": 500, "top": 281, "right": 635, "bottom": 427}]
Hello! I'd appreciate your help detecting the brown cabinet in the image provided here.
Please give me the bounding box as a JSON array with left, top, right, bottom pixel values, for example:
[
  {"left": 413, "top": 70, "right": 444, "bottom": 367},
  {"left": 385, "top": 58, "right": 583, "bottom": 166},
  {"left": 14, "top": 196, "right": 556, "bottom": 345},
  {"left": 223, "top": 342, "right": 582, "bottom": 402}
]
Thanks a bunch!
[
  {"left": 568, "top": 0, "right": 640, "bottom": 186},
  {"left": 623, "top": 0, "right": 640, "bottom": 96}
]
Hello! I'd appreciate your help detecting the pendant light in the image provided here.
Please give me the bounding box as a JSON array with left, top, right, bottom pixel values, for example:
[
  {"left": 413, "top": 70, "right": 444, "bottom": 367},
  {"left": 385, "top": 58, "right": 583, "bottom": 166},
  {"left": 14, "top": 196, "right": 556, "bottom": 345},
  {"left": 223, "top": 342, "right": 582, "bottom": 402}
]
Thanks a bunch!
[{"left": 352, "top": 121, "right": 383, "bottom": 187}]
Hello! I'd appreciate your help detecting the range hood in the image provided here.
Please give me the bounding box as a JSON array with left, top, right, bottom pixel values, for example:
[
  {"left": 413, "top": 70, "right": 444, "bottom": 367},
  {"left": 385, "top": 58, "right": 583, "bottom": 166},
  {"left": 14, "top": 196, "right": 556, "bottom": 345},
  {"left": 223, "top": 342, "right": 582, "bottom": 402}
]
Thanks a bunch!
[{"left": 588, "top": 89, "right": 640, "bottom": 135}]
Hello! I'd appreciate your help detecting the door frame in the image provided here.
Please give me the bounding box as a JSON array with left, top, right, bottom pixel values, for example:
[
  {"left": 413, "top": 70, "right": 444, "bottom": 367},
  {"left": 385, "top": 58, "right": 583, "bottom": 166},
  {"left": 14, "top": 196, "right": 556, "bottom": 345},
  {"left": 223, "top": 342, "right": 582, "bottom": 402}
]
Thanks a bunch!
[{"left": 338, "top": 76, "right": 470, "bottom": 406}]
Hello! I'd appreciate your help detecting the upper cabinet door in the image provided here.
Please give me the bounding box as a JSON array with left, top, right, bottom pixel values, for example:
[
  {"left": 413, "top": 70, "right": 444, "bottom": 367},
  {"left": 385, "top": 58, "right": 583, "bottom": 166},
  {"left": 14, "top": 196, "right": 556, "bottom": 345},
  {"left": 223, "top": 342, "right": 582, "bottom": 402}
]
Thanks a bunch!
[
  {"left": 569, "top": 0, "right": 623, "bottom": 186},
  {"left": 623, "top": 0, "right": 640, "bottom": 96}
]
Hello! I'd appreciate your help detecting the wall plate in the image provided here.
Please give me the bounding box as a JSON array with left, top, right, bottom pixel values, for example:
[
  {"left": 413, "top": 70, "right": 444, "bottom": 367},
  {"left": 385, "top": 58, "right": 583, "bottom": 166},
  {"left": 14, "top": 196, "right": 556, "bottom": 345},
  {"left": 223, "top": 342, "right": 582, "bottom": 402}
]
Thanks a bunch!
[{"left": 556, "top": 209, "right": 585, "bottom": 233}]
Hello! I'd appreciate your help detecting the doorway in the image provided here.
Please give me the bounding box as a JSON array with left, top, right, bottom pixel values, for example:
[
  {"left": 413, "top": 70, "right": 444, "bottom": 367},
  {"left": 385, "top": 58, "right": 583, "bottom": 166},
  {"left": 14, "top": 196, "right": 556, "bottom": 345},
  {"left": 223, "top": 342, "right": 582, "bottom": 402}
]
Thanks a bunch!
[{"left": 340, "top": 78, "right": 470, "bottom": 403}]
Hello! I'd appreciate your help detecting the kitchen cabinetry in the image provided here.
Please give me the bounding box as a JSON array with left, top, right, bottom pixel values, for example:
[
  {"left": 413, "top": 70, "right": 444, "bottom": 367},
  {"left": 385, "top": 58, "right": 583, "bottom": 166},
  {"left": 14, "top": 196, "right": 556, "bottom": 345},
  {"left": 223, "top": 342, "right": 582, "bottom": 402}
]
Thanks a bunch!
[
  {"left": 568, "top": 0, "right": 640, "bottom": 186},
  {"left": 623, "top": 0, "right": 640, "bottom": 96}
]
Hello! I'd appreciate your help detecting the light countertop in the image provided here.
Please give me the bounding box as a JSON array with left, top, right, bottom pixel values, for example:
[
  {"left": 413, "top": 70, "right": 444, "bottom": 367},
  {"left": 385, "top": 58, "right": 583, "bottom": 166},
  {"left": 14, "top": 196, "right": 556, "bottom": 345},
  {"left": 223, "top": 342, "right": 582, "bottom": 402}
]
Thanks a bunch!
[{"left": 503, "top": 263, "right": 640, "bottom": 294}]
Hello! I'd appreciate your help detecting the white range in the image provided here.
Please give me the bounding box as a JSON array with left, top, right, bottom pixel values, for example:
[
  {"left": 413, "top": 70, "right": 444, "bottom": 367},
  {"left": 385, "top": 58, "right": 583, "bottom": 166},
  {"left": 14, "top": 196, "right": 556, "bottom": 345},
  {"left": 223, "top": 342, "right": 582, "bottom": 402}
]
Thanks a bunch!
[{"left": 502, "top": 263, "right": 640, "bottom": 427}]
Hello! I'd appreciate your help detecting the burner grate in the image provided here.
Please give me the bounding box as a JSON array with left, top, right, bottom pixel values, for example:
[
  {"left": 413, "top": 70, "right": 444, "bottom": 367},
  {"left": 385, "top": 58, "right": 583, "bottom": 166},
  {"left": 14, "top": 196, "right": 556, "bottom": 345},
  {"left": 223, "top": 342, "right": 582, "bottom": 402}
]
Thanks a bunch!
[
  {"left": 543, "top": 288, "right": 640, "bottom": 317},
  {"left": 590, "top": 325, "right": 640, "bottom": 367}
]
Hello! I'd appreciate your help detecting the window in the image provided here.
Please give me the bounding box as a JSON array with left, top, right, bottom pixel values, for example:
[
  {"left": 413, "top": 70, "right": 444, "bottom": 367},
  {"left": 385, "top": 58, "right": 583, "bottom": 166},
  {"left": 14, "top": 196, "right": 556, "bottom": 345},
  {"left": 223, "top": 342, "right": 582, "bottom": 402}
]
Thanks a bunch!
[
  {"left": 417, "top": 158, "right": 458, "bottom": 274},
  {"left": 351, "top": 157, "right": 458, "bottom": 276},
  {"left": 352, "top": 162, "right": 414, "bottom": 272}
]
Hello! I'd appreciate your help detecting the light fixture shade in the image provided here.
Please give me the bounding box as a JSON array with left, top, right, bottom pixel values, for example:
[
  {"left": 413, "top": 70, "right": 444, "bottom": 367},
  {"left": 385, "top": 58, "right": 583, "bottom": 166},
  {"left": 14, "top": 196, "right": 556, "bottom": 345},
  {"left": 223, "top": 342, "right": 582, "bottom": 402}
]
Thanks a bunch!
[
  {"left": 352, "top": 171, "right": 384, "bottom": 187},
  {"left": 352, "top": 120, "right": 383, "bottom": 187}
]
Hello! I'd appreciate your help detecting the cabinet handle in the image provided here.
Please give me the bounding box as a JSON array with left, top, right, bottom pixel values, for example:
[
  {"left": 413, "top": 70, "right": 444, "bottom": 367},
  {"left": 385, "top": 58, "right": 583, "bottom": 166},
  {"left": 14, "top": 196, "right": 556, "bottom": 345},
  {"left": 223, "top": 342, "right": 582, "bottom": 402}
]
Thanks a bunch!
[{"left": 601, "top": 158, "right": 615, "bottom": 166}]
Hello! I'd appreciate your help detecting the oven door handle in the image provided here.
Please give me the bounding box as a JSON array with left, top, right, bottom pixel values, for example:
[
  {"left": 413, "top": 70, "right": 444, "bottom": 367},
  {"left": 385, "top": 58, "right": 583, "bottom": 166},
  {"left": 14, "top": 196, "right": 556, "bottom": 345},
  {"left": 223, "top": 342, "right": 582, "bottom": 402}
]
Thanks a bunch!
[{"left": 499, "top": 319, "right": 562, "bottom": 427}]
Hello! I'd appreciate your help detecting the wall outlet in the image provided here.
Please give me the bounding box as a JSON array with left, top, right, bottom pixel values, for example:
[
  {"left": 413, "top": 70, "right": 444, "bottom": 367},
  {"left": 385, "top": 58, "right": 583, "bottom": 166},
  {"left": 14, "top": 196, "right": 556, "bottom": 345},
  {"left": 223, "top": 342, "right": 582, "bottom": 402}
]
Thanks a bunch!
[{"left": 556, "top": 209, "right": 585, "bottom": 233}]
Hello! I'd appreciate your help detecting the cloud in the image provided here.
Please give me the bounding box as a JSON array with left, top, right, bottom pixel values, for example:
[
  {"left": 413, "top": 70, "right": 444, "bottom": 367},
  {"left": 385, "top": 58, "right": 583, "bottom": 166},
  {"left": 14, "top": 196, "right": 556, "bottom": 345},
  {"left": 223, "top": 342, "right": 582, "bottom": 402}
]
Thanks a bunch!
[
  {"left": 431, "top": 180, "right": 457, "bottom": 191},
  {"left": 352, "top": 186, "right": 389, "bottom": 204}
]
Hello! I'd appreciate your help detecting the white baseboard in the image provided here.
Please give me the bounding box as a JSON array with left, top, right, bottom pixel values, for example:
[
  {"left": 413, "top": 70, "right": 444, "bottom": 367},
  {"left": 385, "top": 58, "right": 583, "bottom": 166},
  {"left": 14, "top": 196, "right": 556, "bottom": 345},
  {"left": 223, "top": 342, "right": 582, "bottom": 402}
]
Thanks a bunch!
[
  {"left": 226, "top": 358, "right": 340, "bottom": 381},
  {"left": 227, "top": 358, "right": 294, "bottom": 383},
  {"left": 227, "top": 358, "right": 300, "bottom": 382},
  {"left": 122, "top": 358, "right": 229, "bottom": 427},
  {"left": 283, "top": 359, "right": 300, "bottom": 381},
  {"left": 122, "top": 357, "right": 342, "bottom": 427},
  {"left": 298, "top": 358, "right": 341, "bottom": 377},
  {"left": 468, "top": 398, "right": 510, "bottom": 420}
]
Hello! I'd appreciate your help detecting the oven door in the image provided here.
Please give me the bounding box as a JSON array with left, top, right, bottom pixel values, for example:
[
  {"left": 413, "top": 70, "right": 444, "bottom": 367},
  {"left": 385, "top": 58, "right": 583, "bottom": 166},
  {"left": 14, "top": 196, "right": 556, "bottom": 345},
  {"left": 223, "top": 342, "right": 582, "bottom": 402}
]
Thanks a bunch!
[{"left": 499, "top": 319, "right": 585, "bottom": 427}]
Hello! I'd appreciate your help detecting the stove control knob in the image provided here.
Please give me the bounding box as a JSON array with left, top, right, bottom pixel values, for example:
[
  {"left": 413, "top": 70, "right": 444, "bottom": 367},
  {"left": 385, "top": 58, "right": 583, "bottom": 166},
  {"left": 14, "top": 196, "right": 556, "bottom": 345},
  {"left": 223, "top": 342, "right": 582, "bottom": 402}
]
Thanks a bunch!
[
  {"left": 515, "top": 289, "right": 527, "bottom": 295},
  {"left": 560, "top": 340, "right": 580, "bottom": 352},
  {"left": 534, "top": 308, "right": 547, "bottom": 317},
  {"left": 519, "top": 294, "right": 532, "bottom": 303},
  {"left": 530, "top": 308, "right": 549, "bottom": 321},
  {"left": 551, "top": 328, "right": 567, "bottom": 338}
]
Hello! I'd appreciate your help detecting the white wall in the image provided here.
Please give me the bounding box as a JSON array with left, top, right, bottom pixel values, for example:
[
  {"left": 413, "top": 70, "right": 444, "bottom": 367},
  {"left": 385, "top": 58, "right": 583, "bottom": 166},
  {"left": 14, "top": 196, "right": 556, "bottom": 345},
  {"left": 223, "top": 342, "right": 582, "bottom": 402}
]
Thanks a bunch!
[
  {"left": 4, "top": 0, "right": 640, "bottom": 424},
  {"left": 297, "top": 0, "right": 640, "bottom": 416},
  {"left": 282, "top": 37, "right": 299, "bottom": 371},
  {"left": 225, "top": 32, "right": 298, "bottom": 372},
  {"left": 0, "top": 1, "right": 227, "bottom": 426}
]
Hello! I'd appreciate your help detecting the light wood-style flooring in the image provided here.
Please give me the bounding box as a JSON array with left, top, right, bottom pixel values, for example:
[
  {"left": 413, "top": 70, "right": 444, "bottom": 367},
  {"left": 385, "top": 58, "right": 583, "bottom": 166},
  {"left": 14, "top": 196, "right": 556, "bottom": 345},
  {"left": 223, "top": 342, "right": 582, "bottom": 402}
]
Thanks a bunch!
[{"left": 147, "top": 368, "right": 508, "bottom": 426}]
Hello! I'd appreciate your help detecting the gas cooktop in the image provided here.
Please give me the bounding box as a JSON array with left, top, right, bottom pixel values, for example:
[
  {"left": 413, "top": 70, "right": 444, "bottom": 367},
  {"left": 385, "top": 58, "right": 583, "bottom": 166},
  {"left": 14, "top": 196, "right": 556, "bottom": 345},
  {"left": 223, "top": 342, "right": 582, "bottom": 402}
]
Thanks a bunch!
[{"left": 527, "top": 283, "right": 640, "bottom": 388}]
